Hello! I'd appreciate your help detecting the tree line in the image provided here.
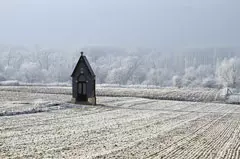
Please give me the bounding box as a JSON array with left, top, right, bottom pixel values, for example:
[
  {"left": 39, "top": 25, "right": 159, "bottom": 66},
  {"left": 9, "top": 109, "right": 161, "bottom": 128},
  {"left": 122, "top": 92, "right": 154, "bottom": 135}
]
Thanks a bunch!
[{"left": 0, "top": 45, "right": 239, "bottom": 88}]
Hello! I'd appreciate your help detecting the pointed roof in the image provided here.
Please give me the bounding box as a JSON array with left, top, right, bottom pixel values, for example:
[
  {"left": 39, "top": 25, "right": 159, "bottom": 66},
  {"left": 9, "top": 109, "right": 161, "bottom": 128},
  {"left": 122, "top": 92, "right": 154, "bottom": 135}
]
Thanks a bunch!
[{"left": 71, "top": 52, "right": 95, "bottom": 77}]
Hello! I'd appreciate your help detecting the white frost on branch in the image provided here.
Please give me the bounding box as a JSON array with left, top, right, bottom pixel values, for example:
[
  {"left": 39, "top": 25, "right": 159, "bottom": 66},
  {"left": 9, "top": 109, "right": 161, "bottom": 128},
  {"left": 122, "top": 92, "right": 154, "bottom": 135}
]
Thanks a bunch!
[{"left": 216, "top": 58, "right": 240, "bottom": 88}]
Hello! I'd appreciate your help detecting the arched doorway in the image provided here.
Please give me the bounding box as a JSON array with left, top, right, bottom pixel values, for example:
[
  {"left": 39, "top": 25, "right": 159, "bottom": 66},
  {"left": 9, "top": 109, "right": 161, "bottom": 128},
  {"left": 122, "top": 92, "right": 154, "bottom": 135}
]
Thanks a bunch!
[{"left": 77, "top": 81, "right": 87, "bottom": 101}]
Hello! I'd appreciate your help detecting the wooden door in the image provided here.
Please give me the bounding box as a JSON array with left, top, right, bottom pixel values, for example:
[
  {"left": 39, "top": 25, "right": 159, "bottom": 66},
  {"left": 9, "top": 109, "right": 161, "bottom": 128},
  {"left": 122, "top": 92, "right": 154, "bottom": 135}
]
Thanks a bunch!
[{"left": 77, "top": 82, "right": 87, "bottom": 101}]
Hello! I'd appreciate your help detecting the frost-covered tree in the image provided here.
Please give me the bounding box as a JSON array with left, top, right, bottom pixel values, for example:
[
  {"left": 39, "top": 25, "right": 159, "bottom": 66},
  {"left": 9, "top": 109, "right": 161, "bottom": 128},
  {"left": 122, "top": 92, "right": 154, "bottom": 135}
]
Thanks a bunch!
[
  {"left": 181, "top": 64, "right": 216, "bottom": 87},
  {"left": 144, "top": 68, "right": 173, "bottom": 86},
  {"left": 202, "top": 78, "right": 216, "bottom": 88},
  {"left": 182, "top": 67, "right": 197, "bottom": 86},
  {"left": 19, "top": 62, "right": 43, "bottom": 83},
  {"left": 172, "top": 75, "right": 182, "bottom": 88},
  {"left": 4, "top": 66, "right": 17, "bottom": 80},
  {"left": 216, "top": 58, "right": 240, "bottom": 88},
  {"left": 106, "top": 67, "right": 126, "bottom": 84},
  {"left": 0, "top": 44, "right": 240, "bottom": 87}
]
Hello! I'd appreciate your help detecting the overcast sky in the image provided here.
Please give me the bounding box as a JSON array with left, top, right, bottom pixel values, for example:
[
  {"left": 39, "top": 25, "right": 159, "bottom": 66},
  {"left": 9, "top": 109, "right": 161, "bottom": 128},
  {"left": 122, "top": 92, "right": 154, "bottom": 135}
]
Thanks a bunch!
[{"left": 0, "top": 0, "right": 239, "bottom": 49}]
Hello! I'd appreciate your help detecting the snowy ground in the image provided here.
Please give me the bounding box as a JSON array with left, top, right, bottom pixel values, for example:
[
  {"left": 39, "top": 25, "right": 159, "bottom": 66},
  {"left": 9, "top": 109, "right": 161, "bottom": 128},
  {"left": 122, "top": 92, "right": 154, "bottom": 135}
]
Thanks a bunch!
[
  {"left": 0, "top": 86, "right": 223, "bottom": 102},
  {"left": 1, "top": 87, "right": 240, "bottom": 158}
]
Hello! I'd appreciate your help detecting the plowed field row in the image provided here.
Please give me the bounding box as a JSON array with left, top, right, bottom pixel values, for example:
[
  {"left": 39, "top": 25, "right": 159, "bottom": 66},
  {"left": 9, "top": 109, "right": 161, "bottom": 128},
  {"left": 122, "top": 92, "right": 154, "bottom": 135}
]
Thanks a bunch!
[{"left": 0, "top": 87, "right": 239, "bottom": 159}]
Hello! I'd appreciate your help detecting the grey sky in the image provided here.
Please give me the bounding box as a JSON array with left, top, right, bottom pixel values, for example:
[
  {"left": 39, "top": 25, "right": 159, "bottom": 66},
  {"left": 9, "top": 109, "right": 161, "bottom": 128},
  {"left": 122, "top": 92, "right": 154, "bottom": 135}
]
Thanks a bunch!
[{"left": 0, "top": 0, "right": 239, "bottom": 49}]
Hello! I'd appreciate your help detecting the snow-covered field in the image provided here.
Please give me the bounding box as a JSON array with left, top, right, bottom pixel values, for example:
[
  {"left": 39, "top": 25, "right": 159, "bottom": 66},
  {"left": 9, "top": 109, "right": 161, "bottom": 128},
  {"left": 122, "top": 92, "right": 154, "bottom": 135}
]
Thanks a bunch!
[
  {"left": 0, "top": 86, "right": 223, "bottom": 102},
  {"left": 1, "top": 86, "right": 240, "bottom": 158}
]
